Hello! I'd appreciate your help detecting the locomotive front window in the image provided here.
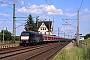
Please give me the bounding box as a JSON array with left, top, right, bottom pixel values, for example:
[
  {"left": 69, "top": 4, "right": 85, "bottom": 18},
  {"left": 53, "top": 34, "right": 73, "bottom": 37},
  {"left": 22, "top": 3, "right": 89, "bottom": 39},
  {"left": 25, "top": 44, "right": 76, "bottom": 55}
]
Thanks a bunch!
[{"left": 21, "top": 33, "right": 29, "bottom": 36}]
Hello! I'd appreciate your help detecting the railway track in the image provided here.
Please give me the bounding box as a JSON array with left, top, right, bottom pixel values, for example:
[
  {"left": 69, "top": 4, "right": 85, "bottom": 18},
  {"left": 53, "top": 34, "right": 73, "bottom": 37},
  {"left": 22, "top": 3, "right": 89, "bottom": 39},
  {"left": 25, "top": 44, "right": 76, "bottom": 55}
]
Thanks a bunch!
[
  {"left": 0, "top": 43, "right": 60, "bottom": 60},
  {"left": 25, "top": 42, "right": 69, "bottom": 60},
  {"left": 0, "top": 42, "right": 70, "bottom": 60}
]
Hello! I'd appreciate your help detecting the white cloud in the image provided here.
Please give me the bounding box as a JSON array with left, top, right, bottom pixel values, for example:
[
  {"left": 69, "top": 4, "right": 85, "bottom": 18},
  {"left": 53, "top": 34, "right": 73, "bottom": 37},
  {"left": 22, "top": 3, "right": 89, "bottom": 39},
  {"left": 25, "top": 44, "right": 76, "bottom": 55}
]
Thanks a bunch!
[
  {"left": 17, "top": 4, "right": 63, "bottom": 15},
  {"left": 80, "top": 8, "right": 90, "bottom": 14},
  {"left": 83, "top": 8, "right": 89, "bottom": 13},
  {"left": 80, "top": 9, "right": 90, "bottom": 21},
  {"left": 66, "top": 8, "right": 73, "bottom": 11},
  {"left": 0, "top": 13, "right": 9, "bottom": 16},
  {"left": 65, "top": 13, "right": 77, "bottom": 17},
  {"left": 81, "top": 14, "right": 90, "bottom": 21},
  {"left": 0, "top": 4, "right": 8, "bottom": 7},
  {"left": 0, "top": 0, "right": 2, "bottom": 2}
]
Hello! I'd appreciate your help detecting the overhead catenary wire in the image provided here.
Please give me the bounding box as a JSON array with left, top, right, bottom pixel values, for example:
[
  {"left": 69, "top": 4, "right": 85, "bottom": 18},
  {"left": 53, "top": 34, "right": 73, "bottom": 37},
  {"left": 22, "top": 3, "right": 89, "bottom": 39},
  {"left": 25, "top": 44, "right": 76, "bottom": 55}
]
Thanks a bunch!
[
  {"left": 79, "top": 0, "right": 83, "bottom": 10},
  {"left": 49, "top": 0, "right": 62, "bottom": 18},
  {"left": 0, "top": 9, "right": 11, "bottom": 15},
  {"left": 0, "top": 1, "right": 27, "bottom": 16},
  {"left": 0, "top": 15, "right": 11, "bottom": 20},
  {"left": 0, "top": 3, "right": 12, "bottom": 20},
  {"left": 10, "top": 0, "right": 38, "bottom": 17},
  {"left": 46, "top": 0, "right": 73, "bottom": 36},
  {"left": 15, "top": 22, "right": 25, "bottom": 28},
  {"left": 0, "top": 1, "right": 28, "bottom": 27},
  {"left": 45, "top": 0, "right": 63, "bottom": 24},
  {"left": 48, "top": 0, "right": 77, "bottom": 28},
  {"left": 0, "top": 1, "right": 39, "bottom": 23}
]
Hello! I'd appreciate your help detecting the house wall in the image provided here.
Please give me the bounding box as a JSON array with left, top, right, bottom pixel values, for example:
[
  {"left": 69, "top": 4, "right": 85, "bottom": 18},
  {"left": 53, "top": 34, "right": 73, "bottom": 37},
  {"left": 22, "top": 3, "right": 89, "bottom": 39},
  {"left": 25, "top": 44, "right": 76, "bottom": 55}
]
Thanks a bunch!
[{"left": 38, "top": 22, "right": 52, "bottom": 35}]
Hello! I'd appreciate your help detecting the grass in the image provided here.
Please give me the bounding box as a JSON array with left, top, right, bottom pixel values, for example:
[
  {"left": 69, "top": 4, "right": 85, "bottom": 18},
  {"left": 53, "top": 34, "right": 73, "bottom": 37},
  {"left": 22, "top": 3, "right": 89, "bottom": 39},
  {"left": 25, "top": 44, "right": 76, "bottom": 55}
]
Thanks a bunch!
[
  {"left": 81, "top": 38, "right": 90, "bottom": 60},
  {"left": 80, "top": 38, "right": 90, "bottom": 44},
  {"left": 54, "top": 38, "right": 90, "bottom": 60},
  {"left": 54, "top": 47, "right": 86, "bottom": 60}
]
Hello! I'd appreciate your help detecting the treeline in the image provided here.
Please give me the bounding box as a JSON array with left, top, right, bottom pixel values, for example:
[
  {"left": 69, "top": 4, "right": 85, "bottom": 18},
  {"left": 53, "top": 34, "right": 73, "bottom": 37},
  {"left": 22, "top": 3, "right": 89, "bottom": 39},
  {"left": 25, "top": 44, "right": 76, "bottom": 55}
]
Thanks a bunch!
[
  {"left": 0, "top": 30, "right": 20, "bottom": 41},
  {"left": 84, "top": 33, "right": 90, "bottom": 39}
]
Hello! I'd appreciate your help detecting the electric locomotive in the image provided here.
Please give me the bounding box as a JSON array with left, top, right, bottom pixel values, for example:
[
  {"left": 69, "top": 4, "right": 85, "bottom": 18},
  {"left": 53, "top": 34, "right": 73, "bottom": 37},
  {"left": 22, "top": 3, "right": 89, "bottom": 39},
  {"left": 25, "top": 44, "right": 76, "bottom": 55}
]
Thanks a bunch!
[
  {"left": 20, "top": 31, "right": 43, "bottom": 46},
  {"left": 20, "top": 31, "right": 66, "bottom": 46}
]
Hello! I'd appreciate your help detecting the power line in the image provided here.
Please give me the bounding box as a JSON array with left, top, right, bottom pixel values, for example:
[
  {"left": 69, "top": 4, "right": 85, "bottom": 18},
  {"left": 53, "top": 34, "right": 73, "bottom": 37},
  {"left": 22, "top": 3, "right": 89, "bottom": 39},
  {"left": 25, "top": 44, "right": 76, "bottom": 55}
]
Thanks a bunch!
[
  {"left": 49, "top": 0, "right": 68, "bottom": 23},
  {"left": 11, "top": 0, "right": 38, "bottom": 17},
  {"left": 0, "top": 0, "right": 39, "bottom": 18},
  {"left": 45, "top": 0, "right": 63, "bottom": 24},
  {"left": 4, "top": 0, "right": 38, "bottom": 17},
  {"left": 0, "top": 2, "right": 12, "bottom": 20},
  {"left": 0, "top": 9, "right": 11, "bottom": 15},
  {"left": 0, "top": 15, "right": 11, "bottom": 20},
  {"left": 16, "top": 22, "right": 25, "bottom": 28},
  {"left": 79, "top": 0, "right": 83, "bottom": 10},
  {"left": 49, "top": 0, "right": 75, "bottom": 27},
  {"left": 49, "top": 0, "right": 77, "bottom": 28},
  {"left": 45, "top": 0, "right": 77, "bottom": 37},
  {"left": 49, "top": 0, "right": 63, "bottom": 19},
  {"left": 0, "top": 1, "right": 27, "bottom": 16}
]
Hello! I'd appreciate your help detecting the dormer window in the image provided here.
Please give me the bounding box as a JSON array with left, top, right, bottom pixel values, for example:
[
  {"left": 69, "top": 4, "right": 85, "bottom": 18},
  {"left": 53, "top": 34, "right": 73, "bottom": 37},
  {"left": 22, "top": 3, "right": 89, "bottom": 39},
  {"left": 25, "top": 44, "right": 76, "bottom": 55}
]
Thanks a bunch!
[
  {"left": 41, "top": 28, "right": 46, "bottom": 30},
  {"left": 41, "top": 28, "right": 42, "bottom": 30}
]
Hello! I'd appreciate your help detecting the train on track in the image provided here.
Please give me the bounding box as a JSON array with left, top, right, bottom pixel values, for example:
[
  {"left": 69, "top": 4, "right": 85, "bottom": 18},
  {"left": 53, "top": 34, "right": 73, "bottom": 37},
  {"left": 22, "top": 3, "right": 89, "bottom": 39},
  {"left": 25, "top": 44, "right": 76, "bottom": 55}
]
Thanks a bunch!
[{"left": 20, "top": 31, "right": 66, "bottom": 46}]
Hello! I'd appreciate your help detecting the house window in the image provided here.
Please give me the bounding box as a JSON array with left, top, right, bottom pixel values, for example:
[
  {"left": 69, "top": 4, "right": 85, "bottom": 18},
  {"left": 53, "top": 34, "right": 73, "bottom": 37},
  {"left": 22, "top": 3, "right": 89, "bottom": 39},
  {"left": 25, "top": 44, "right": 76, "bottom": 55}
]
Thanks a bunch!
[
  {"left": 43, "top": 28, "right": 44, "bottom": 30},
  {"left": 45, "top": 28, "right": 46, "bottom": 30},
  {"left": 41, "top": 28, "right": 46, "bottom": 30},
  {"left": 41, "top": 28, "right": 42, "bottom": 30}
]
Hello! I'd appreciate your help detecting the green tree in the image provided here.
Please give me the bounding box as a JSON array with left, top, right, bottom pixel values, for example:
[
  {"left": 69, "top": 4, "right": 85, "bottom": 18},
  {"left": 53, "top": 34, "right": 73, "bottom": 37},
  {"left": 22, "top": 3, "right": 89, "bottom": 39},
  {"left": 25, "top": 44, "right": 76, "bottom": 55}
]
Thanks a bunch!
[
  {"left": 15, "top": 36, "right": 20, "bottom": 41},
  {"left": 24, "top": 14, "right": 37, "bottom": 31},
  {"left": 1, "top": 30, "right": 12, "bottom": 41},
  {"left": 0, "top": 32, "right": 2, "bottom": 41},
  {"left": 84, "top": 33, "right": 90, "bottom": 39}
]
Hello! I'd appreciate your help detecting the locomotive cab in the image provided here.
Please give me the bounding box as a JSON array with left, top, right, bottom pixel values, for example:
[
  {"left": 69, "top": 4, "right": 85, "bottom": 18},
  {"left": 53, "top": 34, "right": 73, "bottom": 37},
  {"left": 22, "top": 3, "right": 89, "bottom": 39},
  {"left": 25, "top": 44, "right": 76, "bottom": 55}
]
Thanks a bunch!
[
  {"left": 20, "top": 32, "right": 30, "bottom": 46},
  {"left": 20, "top": 31, "right": 43, "bottom": 46}
]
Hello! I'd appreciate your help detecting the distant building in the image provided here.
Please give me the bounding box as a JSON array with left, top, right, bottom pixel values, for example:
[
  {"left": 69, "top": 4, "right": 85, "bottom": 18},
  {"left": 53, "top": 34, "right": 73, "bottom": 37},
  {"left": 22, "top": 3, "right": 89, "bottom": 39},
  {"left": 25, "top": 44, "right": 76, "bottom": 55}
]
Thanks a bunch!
[
  {"left": 38, "top": 21, "right": 53, "bottom": 35},
  {"left": 4, "top": 27, "right": 7, "bottom": 30},
  {"left": 75, "top": 36, "right": 84, "bottom": 40},
  {"left": 79, "top": 36, "right": 84, "bottom": 40}
]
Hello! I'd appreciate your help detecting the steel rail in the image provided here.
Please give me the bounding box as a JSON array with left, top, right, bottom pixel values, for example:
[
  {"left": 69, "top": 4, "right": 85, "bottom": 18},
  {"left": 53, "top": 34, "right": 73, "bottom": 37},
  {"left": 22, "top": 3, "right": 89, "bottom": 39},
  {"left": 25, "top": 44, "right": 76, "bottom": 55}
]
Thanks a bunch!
[
  {"left": 25, "top": 43, "right": 62, "bottom": 60},
  {"left": 0, "top": 43, "right": 57, "bottom": 59}
]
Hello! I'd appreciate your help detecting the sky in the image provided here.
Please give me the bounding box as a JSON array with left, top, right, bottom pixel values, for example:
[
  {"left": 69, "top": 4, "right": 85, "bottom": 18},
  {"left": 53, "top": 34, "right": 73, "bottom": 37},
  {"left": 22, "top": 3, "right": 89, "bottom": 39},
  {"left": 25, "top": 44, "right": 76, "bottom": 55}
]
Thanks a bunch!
[{"left": 0, "top": 0, "right": 90, "bottom": 38}]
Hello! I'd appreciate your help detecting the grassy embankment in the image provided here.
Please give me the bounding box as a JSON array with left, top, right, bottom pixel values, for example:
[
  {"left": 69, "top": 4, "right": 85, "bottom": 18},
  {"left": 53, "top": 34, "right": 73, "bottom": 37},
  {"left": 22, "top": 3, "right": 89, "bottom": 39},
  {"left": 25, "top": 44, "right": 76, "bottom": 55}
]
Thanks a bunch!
[{"left": 54, "top": 38, "right": 90, "bottom": 60}]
